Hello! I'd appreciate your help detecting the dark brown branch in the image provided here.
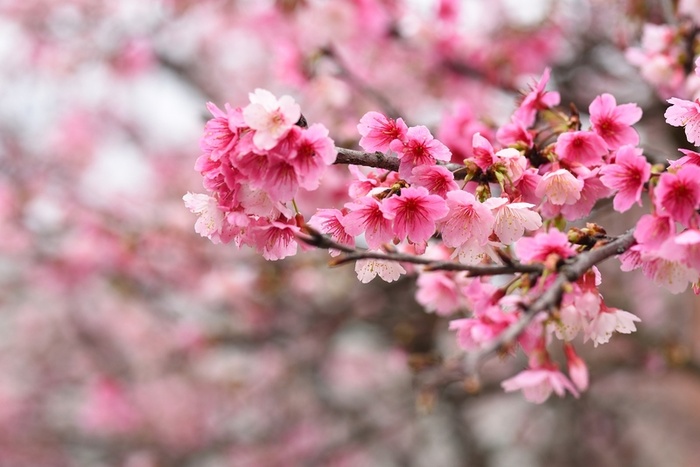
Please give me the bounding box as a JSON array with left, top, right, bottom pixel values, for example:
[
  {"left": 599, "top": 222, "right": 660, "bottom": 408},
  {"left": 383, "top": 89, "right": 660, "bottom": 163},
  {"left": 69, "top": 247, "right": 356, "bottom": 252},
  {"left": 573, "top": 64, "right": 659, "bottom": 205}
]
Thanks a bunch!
[
  {"left": 334, "top": 147, "right": 400, "bottom": 171},
  {"left": 333, "top": 147, "right": 464, "bottom": 176}
]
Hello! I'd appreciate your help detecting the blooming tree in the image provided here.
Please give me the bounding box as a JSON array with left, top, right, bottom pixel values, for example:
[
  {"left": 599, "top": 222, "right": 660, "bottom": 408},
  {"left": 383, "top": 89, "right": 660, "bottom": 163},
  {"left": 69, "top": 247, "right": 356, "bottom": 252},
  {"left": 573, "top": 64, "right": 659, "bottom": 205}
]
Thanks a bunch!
[{"left": 4, "top": 0, "right": 700, "bottom": 465}]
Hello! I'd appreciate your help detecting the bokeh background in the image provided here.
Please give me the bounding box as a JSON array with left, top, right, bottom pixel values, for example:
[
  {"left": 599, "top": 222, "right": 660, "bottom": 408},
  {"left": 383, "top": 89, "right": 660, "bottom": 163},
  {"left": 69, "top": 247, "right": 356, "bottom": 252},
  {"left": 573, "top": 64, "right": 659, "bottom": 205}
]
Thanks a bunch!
[{"left": 2, "top": 0, "right": 700, "bottom": 466}]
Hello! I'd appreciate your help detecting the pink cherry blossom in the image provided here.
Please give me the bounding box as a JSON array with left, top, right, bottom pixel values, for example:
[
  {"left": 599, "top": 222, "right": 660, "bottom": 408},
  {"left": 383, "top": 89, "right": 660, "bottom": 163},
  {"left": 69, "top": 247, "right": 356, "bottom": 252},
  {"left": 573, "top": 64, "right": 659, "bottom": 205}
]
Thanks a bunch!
[
  {"left": 355, "top": 258, "right": 406, "bottom": 283},
  {"left": 182, "top": 192, "right": 224, "bottom": 242},
  {"left": 441, "top": 190, "right": 495, "bottom": 247},
  {"left": 589, "top": 93, "right": 642, "bottom": 149},
  {"left": 599, "top": 145, "right": 651, "bottom": 212},
  {"left": 383, "top": 187, "right": 449, "bottom": 244},
  {"left": 289, "top": 124, "right": 336, "bottom": 190},
  {"left": 633, "top": 214, "right": 674, "bottom": 250},
  {"left": 560, "top": 168, "right": 614, "bottom": 221},
  {"left": 501, "top": 368, "right": 579, "bottom": 404},
  {"left": 471, "top": 132, "right": 495, "bottom": 170},
  {"left": 409, "top": 165, "right": 459, "bottom": 198},
  {"left": 357, "top": 111, "right": 408, "bottom": 152},
  {"left": 563, "top": 343, "right": 589, "bottom": 392},
  {"left": 389, "top": 126, "right": 451, "bottom": 179},
  {"left": 200, "top": 102, "right": 243, "bottom": 161},
  {"left": 515, "top": 228, "right": 576, "bottom": 263},
  {"left": 555, "top": 130, "right": 607, "bottom": 167},
  {"left": 513, "top": 67, "right": 561, "bottom": 127},
  {"left": 342, "top": 197, "right": 393, "bottom": 249},
  {"left": 415, "top": 272, "right": 465, "bottom": 316},
  {"left": 484, "top": 197, "right": 542, "bottom": 244},
  {"left": 664, "top": 97, "right": 700, "bottom": 146},
  {"left": 307, "top": 209, "right": 355, "bottom": 255},
  {"left": 246, "top": 217, "right": 300, "bottom": 261},
  {"left": 449, "top": 306, "right": 518, "bottom": 351},
  {"left": 535, "top": 169, "right": 584, "bottom": 205},
  {"left": 654, "top": 164, "right": 700, "bottom": 226},
  {"left": 585, "top": 305, "right": 641, "bottom": 347},
  {"left": 243, "top": 88, "right": 301, "bottom": 150}
]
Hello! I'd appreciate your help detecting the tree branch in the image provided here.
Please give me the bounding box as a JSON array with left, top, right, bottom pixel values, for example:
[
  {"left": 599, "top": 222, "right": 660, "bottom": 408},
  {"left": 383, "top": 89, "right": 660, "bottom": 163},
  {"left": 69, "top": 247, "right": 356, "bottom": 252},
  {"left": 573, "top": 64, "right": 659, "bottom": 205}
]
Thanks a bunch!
[
  {"left": 468, "top": 228, "right": 637, "bottom": 367},
  {"left": 297, "top": 228, "right": 543, "bottom": 277},
  {"left": 334, "top": 147, "right": 400, "bottom": 171},
  {"left": 414, "top": 229, "right": 637, "bottom": 391}
]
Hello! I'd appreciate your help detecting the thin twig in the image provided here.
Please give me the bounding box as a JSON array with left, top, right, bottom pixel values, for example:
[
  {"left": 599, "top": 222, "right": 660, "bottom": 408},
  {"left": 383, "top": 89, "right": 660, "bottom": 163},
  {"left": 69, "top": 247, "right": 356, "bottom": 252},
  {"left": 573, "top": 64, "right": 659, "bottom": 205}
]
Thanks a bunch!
[
  {"left": 466, "top": 229, "right": 637, "bottom": 369},
  {"left": 297, "top": 229, "right": 543, "bottom": 276}
]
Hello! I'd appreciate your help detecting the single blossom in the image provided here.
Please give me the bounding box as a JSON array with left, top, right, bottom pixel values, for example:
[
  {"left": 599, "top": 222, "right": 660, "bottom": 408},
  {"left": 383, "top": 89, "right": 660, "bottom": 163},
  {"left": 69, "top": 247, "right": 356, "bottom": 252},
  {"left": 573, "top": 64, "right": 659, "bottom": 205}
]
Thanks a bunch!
[
  {"left": 389, "top": 125, "right": 451, "bottom": 179},
  {"left": 589, "top": 93, "right": 642, "bottom": 149},
  {"left": 471, "top": 132, "right": 495, "bottom": 170},
  {"left": 200, "top": 102, "right": 244, "bottom": 160},
  {"left": 599, "top": 145, "right": 651, "bottom": 212},
  {"left": 183, "top": 192, "right": 224, "bottom": 242},
  {"left": 307, "top": 208, "right": 354, "bottom": 255},
  {"left": 355, "top": 258, "right": 406, "bottom": 283},
  {"left": 246, "top": 218, "right": 300, "bottom": 261},
  {"left": 449, "top": 306, "right": 518, "bottom": 350},
  {"left": 416, "top": 271, "right": 465, "bottom": 316},
  {"left": 515, "top": 228, "right": 576, "bottom": 263},
  {"left": 483, "top": 197, "right": 542, "bottom": 244},
  {"left": 664, "top": 97, "right": 700, "bottom": 146},
  {"left": 501, "top": 368, "right": 579, "bottom": 404},
  {"left": 560, "top": 168, "right": 613, "bottom": 221},
  {"left": 288, "top": 124, "right": 336, "bottom": 190},
  {"left": 383, "top": 187, "right": 449, "bottom": 244},
  {"left": 409, "top": 165, "right": 459, "bottom": 198},
  {"left": 243, "top": 88, "right": 301, "bottom": 150},
  {"left": 563, "top": 343, "right": 589, "bottom": 392},
  {"left": 513, "top": 67, "right": 561, "bottom": 127},
  {"left": 654, "top": 164, "right": 700, "bottom": 226},
  {"left": 585, "top": 305, "right": 641, "bottom": 347},
  {"left": 357, "top": 111, "right": 408, "bottom": 152},
  {"left": 555, "top": 130, "right": 608, "bottom": 167},
  {"left": 633, "top": 214, "right": 674, "bottom": 250},
  {"left": 535, "top": 169, "right": 584, "bottom": 205},
  {"left": 441, "top": 190, "right": 495, "bottom": 247},
  {"left": 342, "top": 197, "right": 393, "bottom": 249}
]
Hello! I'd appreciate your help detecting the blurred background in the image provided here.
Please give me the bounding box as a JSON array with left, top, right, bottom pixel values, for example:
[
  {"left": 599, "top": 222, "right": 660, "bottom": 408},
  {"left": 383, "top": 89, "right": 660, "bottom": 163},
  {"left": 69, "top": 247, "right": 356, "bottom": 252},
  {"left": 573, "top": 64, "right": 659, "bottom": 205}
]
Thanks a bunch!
[{"left": 1, "top": 0, "right": 700, "bottom": 465}]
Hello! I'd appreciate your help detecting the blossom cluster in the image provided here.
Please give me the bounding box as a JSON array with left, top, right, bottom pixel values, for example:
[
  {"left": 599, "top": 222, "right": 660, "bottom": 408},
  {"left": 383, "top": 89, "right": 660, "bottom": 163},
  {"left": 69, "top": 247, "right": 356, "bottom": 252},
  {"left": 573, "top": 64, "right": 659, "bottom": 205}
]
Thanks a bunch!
[
  {"left": 625, "top": 4, "right": 700, "bottom": 100},
  {"left": 184, "top": 89, "right": 335, "bottom": 260},
  {"left": 186, "top": 64, "right": 700, "bottom": 404}
]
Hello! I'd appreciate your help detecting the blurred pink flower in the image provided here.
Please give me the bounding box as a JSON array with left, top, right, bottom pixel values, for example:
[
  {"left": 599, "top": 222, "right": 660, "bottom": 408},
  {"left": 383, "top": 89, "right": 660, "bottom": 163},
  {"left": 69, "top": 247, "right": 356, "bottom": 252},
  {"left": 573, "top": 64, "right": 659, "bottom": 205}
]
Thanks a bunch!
[
  {"left": 501, "top": 368, "right": 579, "bottom": 404},
  {"left": 665, "top": 97, "right": 700, "bottom": 146}
]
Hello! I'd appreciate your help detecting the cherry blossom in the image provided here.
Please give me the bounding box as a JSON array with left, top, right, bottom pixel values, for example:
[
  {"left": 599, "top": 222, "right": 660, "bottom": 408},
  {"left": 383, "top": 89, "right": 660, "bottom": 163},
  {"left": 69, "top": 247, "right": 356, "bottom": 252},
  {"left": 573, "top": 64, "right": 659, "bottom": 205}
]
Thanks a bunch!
[
  {"left": 599, "top": 145, "right": 651, "bottom": 212},
  {"left": 555, "top": 130, "right": 607, "bottom": 167},
  {"left": 501, "top": 368, "right": 579, "bottom": 404},
  {"left": 383, "top": 187, "right": 448, "bottom": 244},
  {"left": 665, "top": 97, "right": 700, "bottom": 146},
  {"left": 243, "top": 89, "right": 301, "bottom": 150},
  {"left": 441, "top": 190, "right": 495, "bottom": 247},
  {"left": 535, "top": 169, "right": 584, "bottom": 205},
  {"left": 357, "top": 111, "right": 408, "bottom": 153},
  {"left": 589, "top": 93, "right": 643, "bottom": 150}
]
